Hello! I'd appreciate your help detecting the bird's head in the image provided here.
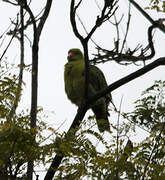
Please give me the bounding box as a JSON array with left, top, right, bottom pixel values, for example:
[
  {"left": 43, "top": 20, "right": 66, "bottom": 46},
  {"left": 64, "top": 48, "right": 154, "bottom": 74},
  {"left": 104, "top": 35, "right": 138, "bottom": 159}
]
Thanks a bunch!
[{"left": 67, "top": 49, "right": 84, "bottom": 62}]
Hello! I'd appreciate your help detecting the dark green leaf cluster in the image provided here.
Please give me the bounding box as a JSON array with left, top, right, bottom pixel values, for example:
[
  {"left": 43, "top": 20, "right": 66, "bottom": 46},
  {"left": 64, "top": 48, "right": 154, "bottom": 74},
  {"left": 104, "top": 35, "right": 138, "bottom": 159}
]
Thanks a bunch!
[
  {"left": 53, "top": 126, "right": 136, "bottom": 180},
  {"left": 124, "top": 80, "right": 165, "bottom": 133},
  {"left": 0, "top": 61, "right": 50, "bottom": 179},
  {"left": 0, "top": 62, "right": 20, "bottom": 122},
  {"left": 122, "top": 80, "right": 165, "bottom": 179}
]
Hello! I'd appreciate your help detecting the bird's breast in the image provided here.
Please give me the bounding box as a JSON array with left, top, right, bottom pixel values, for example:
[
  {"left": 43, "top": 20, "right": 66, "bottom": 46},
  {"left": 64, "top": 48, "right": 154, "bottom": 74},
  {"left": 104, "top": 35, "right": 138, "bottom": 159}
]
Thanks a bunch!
[{"left": 64, "top": 62, "right": 85, "bottom": 106}]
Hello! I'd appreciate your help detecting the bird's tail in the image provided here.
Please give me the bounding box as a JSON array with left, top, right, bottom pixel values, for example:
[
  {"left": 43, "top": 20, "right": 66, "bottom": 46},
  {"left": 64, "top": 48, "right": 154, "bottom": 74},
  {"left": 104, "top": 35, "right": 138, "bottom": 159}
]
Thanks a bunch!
[
  {"left": 92, "top": 105, "right": 110, "bottom": 133},
  {"left": 96, "top": 117, "right": 110, "bottom": 133}
]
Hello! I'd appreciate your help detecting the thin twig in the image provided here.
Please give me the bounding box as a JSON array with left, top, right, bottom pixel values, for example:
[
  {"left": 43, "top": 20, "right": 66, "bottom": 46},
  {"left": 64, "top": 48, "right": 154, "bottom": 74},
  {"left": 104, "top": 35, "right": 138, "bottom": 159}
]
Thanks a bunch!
[
  {"left": 70, "top": 0, "right": 84, "bottom": 41},
  {"left": 142, "top": 123, "right": 165, "bottom": 180},
  {"left": 0, "top": 19, "right": 18, "bottom": 62},
  {"left": 114, "top": 14, "right": 120, "bottom": 53},
  {"left": 120, "top": 2, "right": 131, "bottom": 54},
  {"left": 116, "top": 95, "right": 124, "bottom": 161},
  {"left": 115, "top": 95, "right": 124, "bottom": 179},
  {"left": 9, "top": 5, "right": 25, "bottom": 117},
  {"left": 128, "top": 0, "right": 165, "bottom": 33},
  {"left": 92, "top": 23, "right": 156, "bottom": 64},
  {"left": 76, "top": 13, "right": 99, "bottom": 47}
]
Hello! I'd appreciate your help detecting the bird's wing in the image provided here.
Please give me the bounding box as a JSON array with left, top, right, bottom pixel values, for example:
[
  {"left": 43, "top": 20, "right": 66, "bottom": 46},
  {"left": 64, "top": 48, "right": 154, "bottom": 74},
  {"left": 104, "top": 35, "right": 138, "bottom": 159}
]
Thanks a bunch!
[
  {"left": 89, "top": 65, "right": 111, "bottom": 100},
  {"left": 89, "top": 65, "right": 111, "bottom": 132},
  {"left": 89, "top": 65, "right": 107, "bottom": 89}
]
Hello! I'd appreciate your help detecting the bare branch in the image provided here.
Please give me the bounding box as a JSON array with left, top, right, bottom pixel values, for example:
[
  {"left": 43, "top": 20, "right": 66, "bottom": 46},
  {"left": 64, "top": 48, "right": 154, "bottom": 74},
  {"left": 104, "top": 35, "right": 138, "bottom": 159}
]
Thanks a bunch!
[
  {"left": 120, "top": 2, "right": 131, "bottom": 54},
  {"left": 92, "top": 23, "right": 156, "bottom": 65},
  {"left": 86, "top": 1, "right": 118, "bottom": 41},
  {"left": 70, "top": 0, "right": 84, "bottom": 41},
  {"left": 9, "top": 5, "right": 25, "bottom": 117},
  {"left": 2, "top": 0, "right": 18, "bottom": 6},
  {"left": 91, "top": 1, "right": 165, "bottom": 66},
  {"left": 0, "top": 17, "right": 19, "bottom": 62},
  {"left": 75, "top": 0, "right": 83, "bottom": 10},
  {"left": 37, "top": 0, "right": 53, "bottom": 41},
  {"left": 76, "top": 13, "right": 99, "bottom": 47}
]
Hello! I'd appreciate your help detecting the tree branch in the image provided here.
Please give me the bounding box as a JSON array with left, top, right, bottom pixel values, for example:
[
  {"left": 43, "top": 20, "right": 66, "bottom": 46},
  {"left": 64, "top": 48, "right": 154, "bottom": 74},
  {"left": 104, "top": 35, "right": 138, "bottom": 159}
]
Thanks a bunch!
[
  {"left": 88, "top": 57, "right": 165, "bottom": 105},
  {"left": 92, "top": 22, "right": 156, "bottom": 65},
  {"left": 9, "top": 5, "right": 25, "bottom": 117},
  {"left": 44, "top": 104, "right": 87, "bottom": 180},
  {"left": 0, "top": 20, "right": 18, "bottom": 62},
  {"left": 142, "top": 123, "right": 165, "bottom": 179},
  {"left": 128, "top": 0, "right": 165, "bottom": 33},
  {"left": 22, "top": 2, "right": 38, "bottom": 178},
  {"left": 36, "top": 0, "right": 53, "bottom": 41},
  {"left": 86, "top": 0, "right": 118, "bottom": 42},
  {"left": 70, "top": 0, "right": 84, "bottom": 41}
]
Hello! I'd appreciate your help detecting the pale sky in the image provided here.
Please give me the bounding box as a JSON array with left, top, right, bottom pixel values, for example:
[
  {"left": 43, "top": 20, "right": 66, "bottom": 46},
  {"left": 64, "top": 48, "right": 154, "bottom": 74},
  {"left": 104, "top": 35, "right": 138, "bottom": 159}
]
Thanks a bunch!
[{"left": 1, "top": 0, "right": 165, "bottom": 178}]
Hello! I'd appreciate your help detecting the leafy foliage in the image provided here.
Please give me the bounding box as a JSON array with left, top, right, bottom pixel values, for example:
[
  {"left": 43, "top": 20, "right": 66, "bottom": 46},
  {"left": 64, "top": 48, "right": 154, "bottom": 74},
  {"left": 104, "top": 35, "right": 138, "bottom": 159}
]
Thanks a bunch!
[
  {"left": 0, "top": 60, "right": 54, "bottom": 179},
  {"left": 0, "top": 61, "right": 19, "bottom": 121},
  {"left": 124, "top": 80, "right": 165, "bottom": 133},
  {"left": 123, "top": 80, "right": 165, "bottom": 179},
  {"left": 146, "top": 0, "right": 165, "bottom": 12},
  {"left": 52, "top": 123, "right": 134, "bottom": 180},
  {"left": 52, "top": 81, "right": 165, "bottom": 179}
]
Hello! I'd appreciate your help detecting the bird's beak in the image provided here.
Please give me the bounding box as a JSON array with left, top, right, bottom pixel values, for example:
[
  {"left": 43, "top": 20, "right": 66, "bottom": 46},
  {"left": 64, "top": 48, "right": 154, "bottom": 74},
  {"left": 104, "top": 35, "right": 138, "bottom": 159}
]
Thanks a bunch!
[
  {"left": 68, "top": 52, "right": 73, "bottom": 57},
  {"left": 67, "top": 52, "right": 74, "bottom": 61}
]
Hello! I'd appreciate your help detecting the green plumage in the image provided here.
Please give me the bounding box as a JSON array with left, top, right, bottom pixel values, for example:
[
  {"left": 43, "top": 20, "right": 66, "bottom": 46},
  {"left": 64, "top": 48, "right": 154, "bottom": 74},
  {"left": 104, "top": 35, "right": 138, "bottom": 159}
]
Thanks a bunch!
[{"left": 64, "top": 48, "right": 111, "bottom": 132}]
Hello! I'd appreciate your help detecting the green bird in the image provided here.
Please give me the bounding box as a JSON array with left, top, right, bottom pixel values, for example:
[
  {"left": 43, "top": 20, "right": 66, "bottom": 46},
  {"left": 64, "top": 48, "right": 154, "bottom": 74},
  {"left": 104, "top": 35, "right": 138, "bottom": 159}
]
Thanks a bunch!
[{"left": 64, "top": 48, "right": 111, "bottom": 132}]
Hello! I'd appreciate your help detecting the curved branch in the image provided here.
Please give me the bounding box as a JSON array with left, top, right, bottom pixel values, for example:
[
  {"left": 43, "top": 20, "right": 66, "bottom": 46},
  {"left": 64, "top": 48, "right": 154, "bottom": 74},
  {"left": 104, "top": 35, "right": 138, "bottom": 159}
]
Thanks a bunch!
[
  {"left": 129, "top": 0, "right": 165, "bottom": 33},
  {"left": 44, "top": 105, "right": 87, "bottom": 180},
  {"left": 92, "top": 23, "right": 156, "bottom": 64},
  {"left": 86, "top": 1, "right": 118, "bottom": 41},
  {"left": 37, "top": 0, "right": 53, "bottom": 41},
  {"left": 142, "top": 123, "right": 165, "bottom": 179},
  {"left": 144, "top": 24, "right": 155, "bottom": 60},
  {"left": 88, "top": 57, "right": 165, "bottom": 105},
  {"left": 70, "top": 0, "right": 84, "bottom": 41}
]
